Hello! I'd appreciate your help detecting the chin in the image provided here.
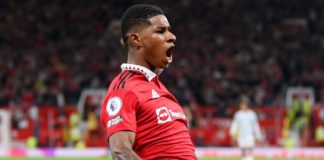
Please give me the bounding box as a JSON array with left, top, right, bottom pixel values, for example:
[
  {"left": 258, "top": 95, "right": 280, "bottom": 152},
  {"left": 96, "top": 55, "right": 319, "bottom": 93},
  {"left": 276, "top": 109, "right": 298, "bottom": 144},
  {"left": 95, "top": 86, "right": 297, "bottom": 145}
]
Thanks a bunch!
[{"left": 156, "top": 61, "right": 170, "bottom": 69}]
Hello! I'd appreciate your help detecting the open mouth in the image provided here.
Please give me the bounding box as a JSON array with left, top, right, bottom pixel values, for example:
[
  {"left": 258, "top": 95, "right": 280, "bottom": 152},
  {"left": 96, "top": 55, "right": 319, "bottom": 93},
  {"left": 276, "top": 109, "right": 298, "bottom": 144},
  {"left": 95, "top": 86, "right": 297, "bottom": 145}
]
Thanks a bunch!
[{"left": 166, "top": 46, "right": 174, "bottom": 63}]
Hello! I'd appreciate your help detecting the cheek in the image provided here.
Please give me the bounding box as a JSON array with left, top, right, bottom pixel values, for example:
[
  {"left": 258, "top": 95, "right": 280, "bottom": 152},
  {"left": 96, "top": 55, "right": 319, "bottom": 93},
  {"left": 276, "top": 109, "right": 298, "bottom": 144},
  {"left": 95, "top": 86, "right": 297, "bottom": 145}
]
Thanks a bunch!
[
  {"left": 142, "top": 35, "right": 166, "bottom": 62},
  {"left": 145, "top": 38, "right": 164, "bottom": 53},
  {"left": 145, "top": 45, "right": 165, "bottom": 65},
  {"left": 146, "top": 47, "right": 162, "bottom": 61}
]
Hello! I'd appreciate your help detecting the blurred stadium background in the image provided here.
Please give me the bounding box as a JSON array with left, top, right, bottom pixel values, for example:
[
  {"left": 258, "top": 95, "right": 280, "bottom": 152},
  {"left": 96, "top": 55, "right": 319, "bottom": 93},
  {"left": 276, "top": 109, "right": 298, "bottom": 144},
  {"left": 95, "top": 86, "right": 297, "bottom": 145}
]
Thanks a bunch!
[{"left": 0, "top": 0, "right": 323, "bottom": 159}]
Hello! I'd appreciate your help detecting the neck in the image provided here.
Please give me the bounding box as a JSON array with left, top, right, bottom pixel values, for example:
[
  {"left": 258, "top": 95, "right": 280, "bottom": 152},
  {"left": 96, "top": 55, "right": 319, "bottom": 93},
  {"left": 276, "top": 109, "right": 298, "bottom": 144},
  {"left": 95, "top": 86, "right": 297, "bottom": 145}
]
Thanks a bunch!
[{"left": 127, "top": 49, "right": 157, "bottom": 72}]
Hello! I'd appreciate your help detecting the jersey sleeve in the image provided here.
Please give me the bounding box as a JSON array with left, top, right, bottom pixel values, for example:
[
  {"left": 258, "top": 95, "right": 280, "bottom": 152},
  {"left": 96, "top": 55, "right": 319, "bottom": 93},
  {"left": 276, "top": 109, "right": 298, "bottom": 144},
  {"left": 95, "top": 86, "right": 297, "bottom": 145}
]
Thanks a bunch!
[{"left": 100, "top": 89, "right": 139, "bottom": 139}]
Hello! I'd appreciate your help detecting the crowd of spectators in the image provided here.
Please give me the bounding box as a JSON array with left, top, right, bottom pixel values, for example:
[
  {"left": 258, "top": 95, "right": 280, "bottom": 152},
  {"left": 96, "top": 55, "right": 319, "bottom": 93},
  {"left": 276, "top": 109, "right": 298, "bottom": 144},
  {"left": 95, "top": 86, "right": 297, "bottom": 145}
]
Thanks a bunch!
[{"left": 0, "top": 0, "right": 323, "bottom": 117}]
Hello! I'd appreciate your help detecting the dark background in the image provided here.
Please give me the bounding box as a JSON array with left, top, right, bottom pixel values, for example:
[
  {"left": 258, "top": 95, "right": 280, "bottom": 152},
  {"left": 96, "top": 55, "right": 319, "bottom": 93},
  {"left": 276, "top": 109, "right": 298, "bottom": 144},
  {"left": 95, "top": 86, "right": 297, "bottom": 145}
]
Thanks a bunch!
[{"left": 0, "top": 0, "right": 323, "bottom": 147}]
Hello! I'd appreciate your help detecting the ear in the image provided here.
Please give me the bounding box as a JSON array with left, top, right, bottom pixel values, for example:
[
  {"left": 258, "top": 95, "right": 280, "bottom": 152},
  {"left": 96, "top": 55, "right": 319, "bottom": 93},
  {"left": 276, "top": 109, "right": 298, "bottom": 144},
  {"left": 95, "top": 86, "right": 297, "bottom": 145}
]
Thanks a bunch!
[{"left": 129, "top": 33, "right": 142, "bottom": 49}]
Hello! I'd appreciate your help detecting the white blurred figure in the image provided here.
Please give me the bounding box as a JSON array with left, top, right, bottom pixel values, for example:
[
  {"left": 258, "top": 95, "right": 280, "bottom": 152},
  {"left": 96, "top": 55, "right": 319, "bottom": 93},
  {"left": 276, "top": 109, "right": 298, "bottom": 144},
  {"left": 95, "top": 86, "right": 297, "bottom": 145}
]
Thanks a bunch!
[{"left": 230, "top": 95, "right": 262, "bottom": 160}]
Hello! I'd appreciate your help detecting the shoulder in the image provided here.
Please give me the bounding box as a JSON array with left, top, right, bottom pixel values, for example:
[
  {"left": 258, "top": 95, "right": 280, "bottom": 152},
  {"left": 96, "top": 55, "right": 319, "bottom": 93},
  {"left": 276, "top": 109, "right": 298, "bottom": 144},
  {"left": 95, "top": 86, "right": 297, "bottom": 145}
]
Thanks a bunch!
[
  {"left": 106, "top": 71, "right": 155, "bottom": 102},
  {"left": 108, "top": 71, "right": 150, "bottom": 91},
  {"left": 234, "top": 111, "right": 242, "bottom": 118},
  {"left": 101, "top": 88, "right": 139, "bottom": 118},
  {"left": 106, "top": 81, "right": 150, "bottom": 102},
  {"left": 104, "top": 72, "right": 141, "bottom": 105},
  {"left": 248, "top": 110, "right": 258, "bottom": 119},
  {"left": 109, "top": 71, "right": 136, "bottom": 90},
  {"left": 249, "top": 109, "right": 257, "bottom": 115}
]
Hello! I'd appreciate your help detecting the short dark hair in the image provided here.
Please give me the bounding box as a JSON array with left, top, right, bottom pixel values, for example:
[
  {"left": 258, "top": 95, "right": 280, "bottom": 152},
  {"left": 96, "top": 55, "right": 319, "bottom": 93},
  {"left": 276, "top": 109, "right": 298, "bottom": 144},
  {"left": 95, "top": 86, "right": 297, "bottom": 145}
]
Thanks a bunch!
[{"left": 121, "top": 4, "right": 164, "bottom": 47}]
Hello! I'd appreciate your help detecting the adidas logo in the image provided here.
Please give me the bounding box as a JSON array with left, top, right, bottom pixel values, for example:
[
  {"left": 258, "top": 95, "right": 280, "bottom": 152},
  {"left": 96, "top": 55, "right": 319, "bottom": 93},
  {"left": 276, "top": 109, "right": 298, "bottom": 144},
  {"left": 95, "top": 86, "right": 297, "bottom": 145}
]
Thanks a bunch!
[{"left": 152, "top": 89, "right": 160, "bottom": 99}]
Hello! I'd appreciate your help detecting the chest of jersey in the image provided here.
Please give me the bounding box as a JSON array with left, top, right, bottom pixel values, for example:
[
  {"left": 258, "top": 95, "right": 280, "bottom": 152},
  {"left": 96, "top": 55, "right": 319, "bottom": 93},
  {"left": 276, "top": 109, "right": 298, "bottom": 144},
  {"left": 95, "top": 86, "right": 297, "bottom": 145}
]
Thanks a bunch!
[
  {"left": 135, "top": 85, "right": 187, "bottom": 126},
  {"left": 101, "top": 68, "right": 196, "bottom": 158}
]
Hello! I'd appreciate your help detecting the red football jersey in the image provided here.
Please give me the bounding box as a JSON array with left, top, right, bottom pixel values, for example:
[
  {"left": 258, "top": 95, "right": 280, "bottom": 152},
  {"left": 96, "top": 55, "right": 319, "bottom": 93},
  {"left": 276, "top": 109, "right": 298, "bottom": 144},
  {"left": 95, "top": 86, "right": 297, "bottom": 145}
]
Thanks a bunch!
[{"left": 100, "top": 63, "right": 197, "bottom": 160}]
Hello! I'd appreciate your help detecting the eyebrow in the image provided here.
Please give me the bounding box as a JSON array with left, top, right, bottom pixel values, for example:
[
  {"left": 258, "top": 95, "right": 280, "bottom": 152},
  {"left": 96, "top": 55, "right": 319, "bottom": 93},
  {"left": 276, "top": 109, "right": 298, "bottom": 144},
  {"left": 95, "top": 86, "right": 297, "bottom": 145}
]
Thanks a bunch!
[{"left": 156, "top": 26, "right": 171, "bottom": 30}]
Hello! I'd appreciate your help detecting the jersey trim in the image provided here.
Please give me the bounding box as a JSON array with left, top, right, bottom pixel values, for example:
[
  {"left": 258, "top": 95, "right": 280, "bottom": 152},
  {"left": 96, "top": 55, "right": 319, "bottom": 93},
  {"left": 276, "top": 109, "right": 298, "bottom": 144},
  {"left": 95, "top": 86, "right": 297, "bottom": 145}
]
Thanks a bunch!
[
  {"left": 121, "top": 63, "right": 157, "bottom": 81},
  {"left": 113, "top": 71, "right": 135, "bottom": 90}
]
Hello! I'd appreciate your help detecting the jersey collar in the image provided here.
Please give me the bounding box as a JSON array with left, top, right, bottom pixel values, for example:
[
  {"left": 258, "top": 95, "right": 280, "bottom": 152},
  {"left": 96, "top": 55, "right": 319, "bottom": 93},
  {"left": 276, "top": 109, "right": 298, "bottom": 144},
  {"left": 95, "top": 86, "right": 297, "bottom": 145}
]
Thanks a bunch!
[{"left": 121, "top": 63, "right": 157, "bottom": 81}]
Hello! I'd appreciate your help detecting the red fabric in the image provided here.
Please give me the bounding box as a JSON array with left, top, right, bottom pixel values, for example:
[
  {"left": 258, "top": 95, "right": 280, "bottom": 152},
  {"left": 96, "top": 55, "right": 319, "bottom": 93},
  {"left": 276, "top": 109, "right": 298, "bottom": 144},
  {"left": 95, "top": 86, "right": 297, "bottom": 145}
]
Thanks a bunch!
[{"left": 100, "top": 70, "right": 197, "bottom": 160}]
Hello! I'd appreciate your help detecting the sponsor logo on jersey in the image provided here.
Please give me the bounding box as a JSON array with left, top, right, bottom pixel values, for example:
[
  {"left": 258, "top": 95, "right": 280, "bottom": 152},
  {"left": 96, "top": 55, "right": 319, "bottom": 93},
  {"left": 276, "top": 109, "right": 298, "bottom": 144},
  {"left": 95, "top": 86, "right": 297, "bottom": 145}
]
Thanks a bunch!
[
  {"left": 169, "top": 109, "right": 186, "bottom": 119},
  {"left": 107, "top": 115, "right": 123, "bottom": 128},
  {"left": 106, "top": 97, "right": 122, "bottom": 116},
  {"left": 156, "top": 107, "right": 186, "bottom": 124},
  {"left": 156, "top": 107, "right": 172, "bottom": 124}
]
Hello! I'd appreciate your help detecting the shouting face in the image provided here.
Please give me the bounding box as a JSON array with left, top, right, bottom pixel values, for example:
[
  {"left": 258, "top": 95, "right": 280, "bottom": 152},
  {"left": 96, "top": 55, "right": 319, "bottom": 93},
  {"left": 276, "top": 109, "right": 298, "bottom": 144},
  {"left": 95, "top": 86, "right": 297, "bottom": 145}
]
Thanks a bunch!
[{"left": 138, "top": 15, "right": 176, "bottom": 70}]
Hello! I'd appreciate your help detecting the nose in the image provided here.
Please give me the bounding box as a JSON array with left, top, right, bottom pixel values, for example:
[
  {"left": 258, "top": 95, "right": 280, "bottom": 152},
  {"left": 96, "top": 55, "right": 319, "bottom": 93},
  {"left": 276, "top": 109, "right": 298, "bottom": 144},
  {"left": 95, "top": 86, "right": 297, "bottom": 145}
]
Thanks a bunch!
[{"left": 167, "top": 31, "right": 176, "bottom": 43}]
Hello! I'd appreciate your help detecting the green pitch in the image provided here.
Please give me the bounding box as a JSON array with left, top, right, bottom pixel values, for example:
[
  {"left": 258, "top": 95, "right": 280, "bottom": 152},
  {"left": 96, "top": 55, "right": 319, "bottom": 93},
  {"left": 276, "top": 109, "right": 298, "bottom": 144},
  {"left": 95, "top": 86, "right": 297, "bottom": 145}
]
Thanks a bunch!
[{"left": 1, "top": 157, "right": 323, "bottom": 160}]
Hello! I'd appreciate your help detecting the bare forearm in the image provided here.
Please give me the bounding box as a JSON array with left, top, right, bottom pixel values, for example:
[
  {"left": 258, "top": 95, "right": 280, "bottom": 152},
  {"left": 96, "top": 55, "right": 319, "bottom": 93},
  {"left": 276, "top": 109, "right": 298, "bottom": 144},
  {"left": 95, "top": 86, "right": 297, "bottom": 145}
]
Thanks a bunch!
[
  {"left": 112, "top": 150, "right": 141, "bottom": 160},
  {"left": 109, "top": 131, "right": 140, "bottom": 160}
]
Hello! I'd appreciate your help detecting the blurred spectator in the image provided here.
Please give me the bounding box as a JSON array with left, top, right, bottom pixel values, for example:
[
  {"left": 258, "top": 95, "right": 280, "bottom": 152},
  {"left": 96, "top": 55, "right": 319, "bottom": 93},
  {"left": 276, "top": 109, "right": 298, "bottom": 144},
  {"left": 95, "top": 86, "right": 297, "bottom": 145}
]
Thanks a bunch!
[
  {"left": 84, "top": 112, "right": 101, "bottom": 147},
  {"left": 11, "top": 103, "right": 29, "bottom": 130},
  {"left": 0, "top": 0, "right": 324, "bottom": 148},
  {"left": 0, "top": 0, "right": 323, "bottom": 114},
  {"left": 65, "top": 113, "right": 84, "bottom": 148},
  {"left": 28, "top": 104, "right": 40, "bottom": 141},
  {"left": 316, "top": 125, "right": 324, "bottom": 143},
  {"left": 183, "top": 105, "right": 193, "bottom": 128},
  {"left": 230, "top": 95, "right": 263, "bottom": 160}
]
